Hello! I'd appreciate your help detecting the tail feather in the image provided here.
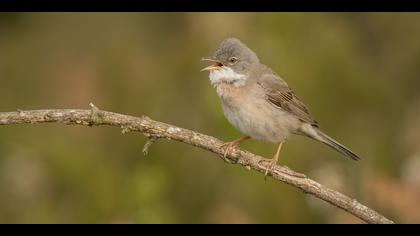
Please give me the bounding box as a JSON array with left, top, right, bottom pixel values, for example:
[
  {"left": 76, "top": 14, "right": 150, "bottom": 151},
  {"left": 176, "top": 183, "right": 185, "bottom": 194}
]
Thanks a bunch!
[{"left": 300, "top": 125, "right": 361, "bottom": 161}]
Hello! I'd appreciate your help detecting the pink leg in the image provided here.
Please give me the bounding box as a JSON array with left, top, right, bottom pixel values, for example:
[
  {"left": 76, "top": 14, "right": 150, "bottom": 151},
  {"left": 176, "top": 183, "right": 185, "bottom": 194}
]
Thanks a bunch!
[{"left": 264, "top": 142, "right": 283, "bottom": 176}]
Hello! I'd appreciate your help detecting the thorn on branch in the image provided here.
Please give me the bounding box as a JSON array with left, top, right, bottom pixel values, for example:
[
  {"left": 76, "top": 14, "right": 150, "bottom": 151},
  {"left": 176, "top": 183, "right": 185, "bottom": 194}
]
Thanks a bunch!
[
  {"left": 89, "top": 103, "right": 103, "bottom": 126},
  {"left": 142, "top": 136, "right": 158, "bottom": 156}
]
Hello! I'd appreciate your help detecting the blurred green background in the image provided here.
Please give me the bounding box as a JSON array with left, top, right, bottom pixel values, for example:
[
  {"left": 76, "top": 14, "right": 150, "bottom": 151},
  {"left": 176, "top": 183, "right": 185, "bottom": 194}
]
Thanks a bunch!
[{"left": 1, "top": 13, "right": 420, "bottom": 223}]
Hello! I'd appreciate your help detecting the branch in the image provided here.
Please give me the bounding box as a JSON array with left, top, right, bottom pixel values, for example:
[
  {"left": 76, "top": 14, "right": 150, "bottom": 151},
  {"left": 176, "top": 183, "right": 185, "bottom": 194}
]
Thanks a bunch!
[{"left": 0, "top": 104, "right": 394, "bottom": 224}]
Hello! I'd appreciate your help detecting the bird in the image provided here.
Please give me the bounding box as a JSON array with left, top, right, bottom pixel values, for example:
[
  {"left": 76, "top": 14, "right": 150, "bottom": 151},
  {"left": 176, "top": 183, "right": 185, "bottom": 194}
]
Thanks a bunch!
[{"left": 201, "top": 38, "right": 360, "bottom": 176}]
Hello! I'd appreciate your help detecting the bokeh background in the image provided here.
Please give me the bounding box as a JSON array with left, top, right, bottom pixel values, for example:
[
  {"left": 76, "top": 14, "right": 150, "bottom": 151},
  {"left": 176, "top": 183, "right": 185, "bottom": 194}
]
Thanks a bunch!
[{"left": 1, "top": 13, "right": 420, "bottom": 223}]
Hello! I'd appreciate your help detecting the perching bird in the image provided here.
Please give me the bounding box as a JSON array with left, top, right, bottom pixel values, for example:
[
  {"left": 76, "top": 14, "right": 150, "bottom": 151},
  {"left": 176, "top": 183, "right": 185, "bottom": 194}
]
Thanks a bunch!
[{"left": 201, "top": 38, "right": 360, "bottom": 175}]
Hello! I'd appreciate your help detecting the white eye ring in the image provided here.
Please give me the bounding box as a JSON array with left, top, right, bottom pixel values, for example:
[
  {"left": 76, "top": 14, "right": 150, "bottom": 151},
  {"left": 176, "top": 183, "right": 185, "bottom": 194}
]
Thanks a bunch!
[{"left": 229, "top": 57, "right": 238, "bottom": 65}]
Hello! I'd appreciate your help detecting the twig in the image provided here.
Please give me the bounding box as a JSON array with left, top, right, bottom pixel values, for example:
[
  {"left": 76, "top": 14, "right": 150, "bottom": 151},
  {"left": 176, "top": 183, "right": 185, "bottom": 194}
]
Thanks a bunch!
[
  {"left": 0, "top": 105, "right": 394, "bottom": 224},
  {"left": 142, "top": 136, "right": 158, "bottom": 156}
]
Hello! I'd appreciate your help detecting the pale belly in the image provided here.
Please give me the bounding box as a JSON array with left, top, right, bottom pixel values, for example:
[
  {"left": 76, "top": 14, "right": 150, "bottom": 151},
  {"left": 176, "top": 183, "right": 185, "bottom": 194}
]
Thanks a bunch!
[{"left": 220, "top": 91, "right": 301, "bottom": 143}]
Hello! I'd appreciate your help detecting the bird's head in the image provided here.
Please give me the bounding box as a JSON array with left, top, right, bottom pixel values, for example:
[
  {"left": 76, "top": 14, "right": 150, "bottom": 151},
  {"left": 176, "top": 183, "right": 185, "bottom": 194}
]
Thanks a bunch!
[{"left": 201, "top": 38, "right": 259, "bottom": 85}]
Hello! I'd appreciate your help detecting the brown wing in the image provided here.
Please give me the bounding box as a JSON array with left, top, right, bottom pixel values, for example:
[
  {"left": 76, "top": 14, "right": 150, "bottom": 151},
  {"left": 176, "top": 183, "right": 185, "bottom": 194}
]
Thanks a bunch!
[{"left": 257, "top": 74, "right": 318, "bottom": 127}]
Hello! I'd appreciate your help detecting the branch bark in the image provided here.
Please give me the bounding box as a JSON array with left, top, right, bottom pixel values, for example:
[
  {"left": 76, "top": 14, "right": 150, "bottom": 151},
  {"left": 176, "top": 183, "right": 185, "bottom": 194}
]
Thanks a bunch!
[{"left": 0, "top": 104, "right": 394, "bottom": 224}]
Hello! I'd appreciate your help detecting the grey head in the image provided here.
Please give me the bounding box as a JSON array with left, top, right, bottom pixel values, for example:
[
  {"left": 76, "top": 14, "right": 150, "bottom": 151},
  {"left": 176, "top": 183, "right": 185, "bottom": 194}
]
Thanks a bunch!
[{"left": 202, "top": 38, "right": 260, "bottom": 75}]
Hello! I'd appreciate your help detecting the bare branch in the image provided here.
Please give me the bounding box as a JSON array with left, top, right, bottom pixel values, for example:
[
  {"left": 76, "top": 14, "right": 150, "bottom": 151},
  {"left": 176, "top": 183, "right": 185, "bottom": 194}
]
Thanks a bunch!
[
  {"left": 142, "top": 136, "right": 158, "bottom": 156},
  {"left": 0, "top": 107, "right": 394, "bottom": 224}
]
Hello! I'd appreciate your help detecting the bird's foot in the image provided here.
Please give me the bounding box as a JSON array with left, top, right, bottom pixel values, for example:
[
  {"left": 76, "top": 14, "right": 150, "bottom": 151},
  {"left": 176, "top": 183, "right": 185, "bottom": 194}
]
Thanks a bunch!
[
  {"left": 220, "top": 140, "right": 241, "bottom": 158},
  {"left": 258, "top": 158, "right": 278, "bottom": 177}
]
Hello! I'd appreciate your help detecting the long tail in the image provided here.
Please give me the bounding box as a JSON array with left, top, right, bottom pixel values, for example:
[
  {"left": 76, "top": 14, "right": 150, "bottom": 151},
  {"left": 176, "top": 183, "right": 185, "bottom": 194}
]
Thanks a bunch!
[{"left": 299, "top": 125, "right": 361, "bottom": 161}]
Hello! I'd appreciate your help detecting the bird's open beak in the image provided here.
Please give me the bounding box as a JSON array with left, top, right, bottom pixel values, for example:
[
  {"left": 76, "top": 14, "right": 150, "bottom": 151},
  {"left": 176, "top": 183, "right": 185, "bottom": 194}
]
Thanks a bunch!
[{"left": 201, "top": 58, "right": 223, "bottom": 72}]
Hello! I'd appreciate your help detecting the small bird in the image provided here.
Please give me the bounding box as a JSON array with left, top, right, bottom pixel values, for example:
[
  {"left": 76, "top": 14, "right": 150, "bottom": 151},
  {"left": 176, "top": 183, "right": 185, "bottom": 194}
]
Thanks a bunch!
[{"left": 201, "top": 38, "right": 360, "bottom": 175}]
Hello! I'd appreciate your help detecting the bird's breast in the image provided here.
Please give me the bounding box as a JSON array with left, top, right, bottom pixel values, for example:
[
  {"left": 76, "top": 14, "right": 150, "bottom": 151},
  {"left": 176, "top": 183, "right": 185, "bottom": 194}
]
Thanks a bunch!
[{"left": 216, "top": 83, "right": 301, "bottom": 143}]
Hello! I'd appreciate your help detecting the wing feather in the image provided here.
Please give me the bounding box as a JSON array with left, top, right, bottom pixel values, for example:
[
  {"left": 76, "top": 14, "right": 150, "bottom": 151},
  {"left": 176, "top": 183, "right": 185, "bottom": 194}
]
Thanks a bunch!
[{"left": 257, "top": 74, "right": 318, "bottom": 127}]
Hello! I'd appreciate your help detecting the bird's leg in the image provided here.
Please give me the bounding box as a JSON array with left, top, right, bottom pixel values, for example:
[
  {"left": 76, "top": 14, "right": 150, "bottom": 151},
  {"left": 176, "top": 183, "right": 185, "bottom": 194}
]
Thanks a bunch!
[
  {"left": 220, "top": 136, "right": 250, "bottom": 158},
  {"left": 263, "top": 142, "right": 283, "bottom": 176}
]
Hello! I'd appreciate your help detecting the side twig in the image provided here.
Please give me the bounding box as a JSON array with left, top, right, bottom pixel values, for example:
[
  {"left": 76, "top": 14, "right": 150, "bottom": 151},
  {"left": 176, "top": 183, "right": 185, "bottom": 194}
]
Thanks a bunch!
[{"left": 0, "top": 105, "right": 394, "bottom": 224}]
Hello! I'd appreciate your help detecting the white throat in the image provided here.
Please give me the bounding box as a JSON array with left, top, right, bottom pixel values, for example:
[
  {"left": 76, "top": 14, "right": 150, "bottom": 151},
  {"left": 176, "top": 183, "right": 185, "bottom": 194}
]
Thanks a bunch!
[{"left": 209, "top": 66, "right": 247, "bottom": 88}]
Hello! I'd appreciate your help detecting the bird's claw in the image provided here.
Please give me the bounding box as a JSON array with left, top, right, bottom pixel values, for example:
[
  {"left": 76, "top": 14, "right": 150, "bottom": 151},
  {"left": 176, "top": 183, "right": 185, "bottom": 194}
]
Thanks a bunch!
[
  {"left": 220, "top": 141, "right": 239, "bottom": 158},
  {"left": 258, "top": 159, "right": 278, "bottom": 179}
]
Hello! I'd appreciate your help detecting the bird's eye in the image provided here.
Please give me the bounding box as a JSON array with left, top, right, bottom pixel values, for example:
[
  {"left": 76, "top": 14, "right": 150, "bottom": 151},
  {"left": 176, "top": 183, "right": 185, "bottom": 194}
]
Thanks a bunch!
[{"left": 229, "top": 57, "right": 238, "bottom": 64}]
